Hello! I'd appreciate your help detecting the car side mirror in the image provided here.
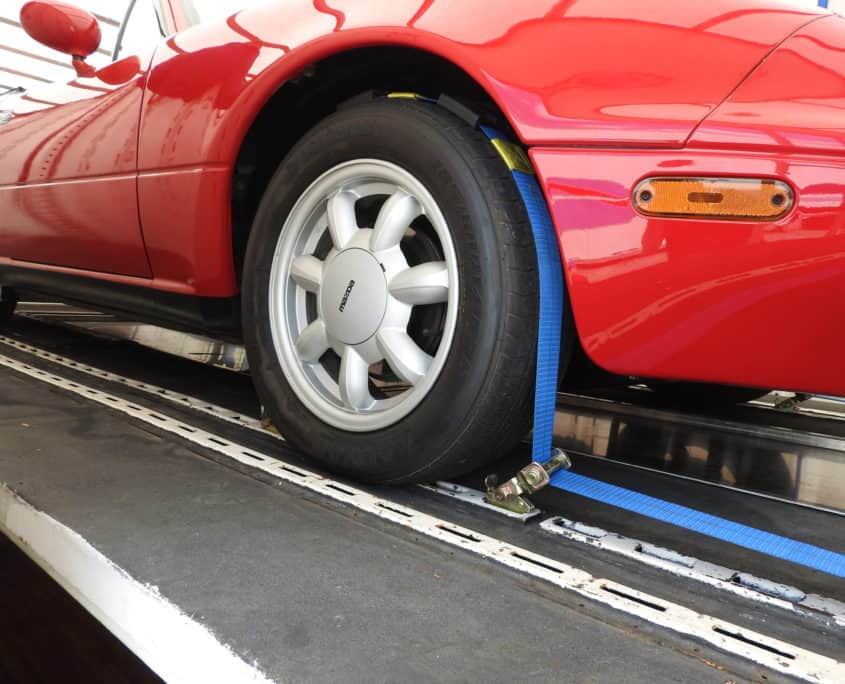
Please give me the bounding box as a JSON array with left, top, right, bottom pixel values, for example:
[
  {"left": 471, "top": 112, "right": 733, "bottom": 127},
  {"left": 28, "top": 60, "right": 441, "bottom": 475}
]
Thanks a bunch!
[{"left": 20, "top": 1, "right": 102, "bottom": 78}]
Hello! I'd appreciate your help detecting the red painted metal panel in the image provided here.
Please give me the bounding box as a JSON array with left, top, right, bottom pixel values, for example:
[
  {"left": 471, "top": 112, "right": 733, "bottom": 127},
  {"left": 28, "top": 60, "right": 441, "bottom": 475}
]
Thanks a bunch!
[
  {"left": 127, "top": 0, "right": 824, "bottom": 298},
  {"left": 19, "top": 1, "right": 101, "bottom": 58},
  {"left": 691, "top": 14, "right": 845, "bottom": 155},
  {"left": 1, "top": 0, "right": 842, "bottom": 404},
  {"left": 137, "top": 165, "right": 236, "bottom": 296},
  {"left": 532, "top": 147, "right": 845, "bottom": 396},
  {"left": 0, "top": 55, "right": 151, "bottom": 277},
  {"left": 138, "top": 0, "right": 822, "bottom": 172},
  {"left": 0, "top": 174, "right": 151, "bottom": 276}
]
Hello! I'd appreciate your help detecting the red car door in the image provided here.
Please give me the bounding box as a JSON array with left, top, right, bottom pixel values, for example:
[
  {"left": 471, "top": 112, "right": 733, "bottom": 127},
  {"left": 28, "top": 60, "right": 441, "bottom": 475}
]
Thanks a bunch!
[{"left": 0, "top": 2, "right": 165, "bottom": 278}]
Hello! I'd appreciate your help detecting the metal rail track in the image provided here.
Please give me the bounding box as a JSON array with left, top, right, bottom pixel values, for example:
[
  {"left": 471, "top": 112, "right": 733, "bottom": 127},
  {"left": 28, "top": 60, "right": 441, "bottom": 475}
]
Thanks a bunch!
[
  {"left": 2, "top": 325, "right": 845, "bottom": 626},
  {"left": 0, "top": 348, "right": 842, "bottom": 682},
  {"left": 12, "top": 301, "right": 845, "bottom": 513}
]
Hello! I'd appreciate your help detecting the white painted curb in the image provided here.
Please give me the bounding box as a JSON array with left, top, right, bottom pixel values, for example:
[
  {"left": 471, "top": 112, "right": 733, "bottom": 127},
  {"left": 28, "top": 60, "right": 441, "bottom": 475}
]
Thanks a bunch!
[{"left": 0, "top": 484, "right": 273, "bottom": 684}]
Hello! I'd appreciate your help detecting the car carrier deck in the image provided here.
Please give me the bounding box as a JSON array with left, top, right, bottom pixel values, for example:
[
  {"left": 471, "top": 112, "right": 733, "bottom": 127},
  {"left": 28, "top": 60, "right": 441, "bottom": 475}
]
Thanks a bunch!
[{"left": 0, "top": 306, "right": 843, "bottom": 682}]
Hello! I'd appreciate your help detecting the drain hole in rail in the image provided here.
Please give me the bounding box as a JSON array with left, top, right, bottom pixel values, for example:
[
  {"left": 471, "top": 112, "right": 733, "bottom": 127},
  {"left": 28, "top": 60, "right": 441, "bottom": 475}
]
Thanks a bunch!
[
  {"left": 280, "top": 466, "right": 308, "bottom": 478},
  {"left": 600, "top": 585, "right": 667, "bottom": 612},
  {"left": 436, "top": 525, "right": 481, "bottom": 543},
  {"left": 712, "top": 626, "right": 795, "bottom": 660},
  {"left": 325, "top": 483, "right": 356, "bottom": 496},
  {"left": 376, "top": 502, "right": 413, "bottom": 518},
  {"left": 208, "top": 437, "right": 229, "bottom": 447},
  {"left": 510, "top": 552, "right": 563, "bottom": 574},
  {"left": 241, "top": 451, "right": 265, "bottom": 462}
]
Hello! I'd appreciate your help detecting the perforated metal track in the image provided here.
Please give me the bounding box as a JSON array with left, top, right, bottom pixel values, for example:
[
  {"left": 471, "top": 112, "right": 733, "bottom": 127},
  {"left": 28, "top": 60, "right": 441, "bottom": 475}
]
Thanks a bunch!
[{"left": 0, "top": 345, "right": 842, "bottom": 682}]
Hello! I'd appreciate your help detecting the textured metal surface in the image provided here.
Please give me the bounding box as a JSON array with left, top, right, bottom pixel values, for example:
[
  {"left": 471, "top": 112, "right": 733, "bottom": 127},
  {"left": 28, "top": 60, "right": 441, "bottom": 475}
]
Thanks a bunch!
[
  {"left": 0, "top": 361, "right": 790, "bottom": 684},
  {"left": 554, "top": 392, "right": 845, "bottom": 514},
  {"left": 540, "top": 516, "right": 845, "bottom": 626},
  {"left": 0, "top": 349, "right": 842, "bottom": 682},
  {"left": 548, "top": 470, "right": 845, "bottom": 577},
  {"left": 0, "top": 331, "right": 543, "bottom": 529},
  {"left": 17, "top": 304, "right": 248, "bottom": 371},
  {"left": 420, "top": 482, "right": 541, "bottom": 521},
  {"left": 10, "top": 324, "right": 842, "bottom": 580},
  {"left": 0, "top": 333, "right": 260, "bottom": 429},
  {"left": 14, "top": 301, "right": 845, "bottom": 513},
  {"left": 4, "top": 323, "right": 845, "bottom": 590}
]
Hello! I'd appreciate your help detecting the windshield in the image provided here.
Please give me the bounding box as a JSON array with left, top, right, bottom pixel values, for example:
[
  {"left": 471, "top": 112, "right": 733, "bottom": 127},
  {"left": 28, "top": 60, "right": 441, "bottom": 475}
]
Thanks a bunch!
[{"left": 182, "top": 0, "right": 248, "bottom": 25}]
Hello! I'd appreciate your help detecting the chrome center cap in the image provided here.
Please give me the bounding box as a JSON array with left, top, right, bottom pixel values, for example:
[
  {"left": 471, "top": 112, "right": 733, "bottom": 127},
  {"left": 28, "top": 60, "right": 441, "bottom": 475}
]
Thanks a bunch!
[{"left": 320, "top": 248, "right": 388, "bottom": 345}]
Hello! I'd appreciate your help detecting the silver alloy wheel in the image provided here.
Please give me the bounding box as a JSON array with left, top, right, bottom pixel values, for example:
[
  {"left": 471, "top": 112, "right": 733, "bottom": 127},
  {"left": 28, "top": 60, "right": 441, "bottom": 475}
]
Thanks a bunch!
[{"left": 268, "top": 160, "right": 460, "bottom": 432}]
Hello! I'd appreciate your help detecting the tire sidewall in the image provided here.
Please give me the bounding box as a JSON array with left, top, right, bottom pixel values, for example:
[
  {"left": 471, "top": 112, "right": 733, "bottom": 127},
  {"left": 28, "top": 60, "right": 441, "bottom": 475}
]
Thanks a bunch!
[{"left": 244, "top": 103, "right": 526, "bottom": 481}]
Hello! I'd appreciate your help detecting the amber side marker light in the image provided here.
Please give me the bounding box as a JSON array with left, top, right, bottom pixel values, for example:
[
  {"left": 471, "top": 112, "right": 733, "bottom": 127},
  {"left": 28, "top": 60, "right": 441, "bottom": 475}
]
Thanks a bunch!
[{"left": 633, "top": 177, "right": 794, "bottom": 220}]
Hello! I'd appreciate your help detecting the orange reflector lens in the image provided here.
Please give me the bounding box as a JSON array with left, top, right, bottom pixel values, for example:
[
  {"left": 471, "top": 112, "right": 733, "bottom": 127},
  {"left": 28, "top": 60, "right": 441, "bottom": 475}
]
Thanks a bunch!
[{"left": 633, "top": 178, "right": 794, "bottom": 220}]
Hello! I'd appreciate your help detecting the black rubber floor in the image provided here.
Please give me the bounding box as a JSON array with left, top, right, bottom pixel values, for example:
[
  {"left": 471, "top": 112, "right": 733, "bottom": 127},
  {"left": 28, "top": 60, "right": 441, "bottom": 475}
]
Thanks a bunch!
[
  {"left": 0, "top": 313, "right": 842, "bottom": 681},
  {"left": 0, "top": 363, "right": 772, "bottom": 683},
  {"left": 4, "top": 315, "right": 844, "bottom": 595}
]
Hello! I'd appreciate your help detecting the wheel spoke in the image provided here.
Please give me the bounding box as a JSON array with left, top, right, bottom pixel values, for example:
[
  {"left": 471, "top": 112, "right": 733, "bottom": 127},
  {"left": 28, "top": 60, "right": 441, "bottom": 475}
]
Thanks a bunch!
[
  {"left": 327, "top": 190, "right": 358, "bottom": 249},
  {"left": 339, "top": 346, "right": 374, "bottom": 410},
  {"left": 389, "top": 261, "right": 449, "bottom": 305},
  {"left": 290, "top": 255, "right": 324, "bottom": 292},
  {"left": 376, "top": 329, "right": 433, "bottom": 385},
  {"left": 295, "top": 319, "right": 329, "bottom": 364},
  {"left": 370, "top": 190, "right": 422, "bottom": 252}
]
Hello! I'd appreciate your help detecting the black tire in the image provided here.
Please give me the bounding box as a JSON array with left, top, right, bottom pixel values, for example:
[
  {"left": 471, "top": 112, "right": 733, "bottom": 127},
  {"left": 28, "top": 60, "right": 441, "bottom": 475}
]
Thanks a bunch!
[
  {"left": 0, "top": 287, "right": 17, "bottom": 327},
  {"left": 243, "top": 99, "right": 540, "bottom": 483},
  {"left": 647, "top": 382, "right": 769, "bottom": 407}
]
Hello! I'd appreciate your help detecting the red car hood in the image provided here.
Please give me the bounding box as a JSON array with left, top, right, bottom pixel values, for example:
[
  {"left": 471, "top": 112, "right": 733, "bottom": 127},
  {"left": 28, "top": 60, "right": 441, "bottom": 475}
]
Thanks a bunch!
[
  {"left": 690, "top": 14, "right": 845, "bottom": 155},
  {"left": 448, "top": 0, "right": 826, "bottom": 147},
  {"left": 140, "top": 0, "right": 827, "bottom": 154}
]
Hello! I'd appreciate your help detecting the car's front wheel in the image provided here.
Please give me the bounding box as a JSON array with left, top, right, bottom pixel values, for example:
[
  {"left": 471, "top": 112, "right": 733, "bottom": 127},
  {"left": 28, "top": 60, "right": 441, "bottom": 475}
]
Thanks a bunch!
[{"left": 243, "top": 99, "right": 540, "bottom": 483}]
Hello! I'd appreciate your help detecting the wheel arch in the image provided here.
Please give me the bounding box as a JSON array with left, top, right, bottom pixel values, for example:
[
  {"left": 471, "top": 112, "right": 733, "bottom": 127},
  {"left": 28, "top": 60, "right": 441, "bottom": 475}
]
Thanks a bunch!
[
  {"left": 229, "top": 43, "right": 527, "bottom": 282},
  {"left": 223, "top": 42, "right": 597, "bottom": 385}
]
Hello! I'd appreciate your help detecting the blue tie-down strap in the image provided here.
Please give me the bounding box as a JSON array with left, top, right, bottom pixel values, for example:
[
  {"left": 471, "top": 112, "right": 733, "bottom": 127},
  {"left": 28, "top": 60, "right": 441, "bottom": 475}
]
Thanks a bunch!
[
  {"left": 550, "top": 470, "right": 845, "bottom": 578},
  {"left": 480, "top": 124, "right": 845, "bottom": 578},
  {"left": 481, "top": 126, "right": 565, "bottom": 466}
]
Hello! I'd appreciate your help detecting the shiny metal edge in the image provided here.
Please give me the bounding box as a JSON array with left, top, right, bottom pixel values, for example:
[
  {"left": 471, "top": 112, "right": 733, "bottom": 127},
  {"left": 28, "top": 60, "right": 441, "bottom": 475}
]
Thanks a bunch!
[
  {"left": 540, "top": 516, "right": 845, "bottom": 628},
  {"left": 420, "top": 482, "right": 541, "bottom": 521},
  {"left": 557, "top": 392, "right": 845, "bottom": 453},
  {"left": 18, "top": 305, "right": 248, "bottom": 373}
]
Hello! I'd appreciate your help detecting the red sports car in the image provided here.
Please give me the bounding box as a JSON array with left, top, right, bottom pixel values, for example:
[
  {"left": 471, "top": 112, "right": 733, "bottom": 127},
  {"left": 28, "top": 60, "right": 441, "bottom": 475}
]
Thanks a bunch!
[{"left": 1, "top": 0, "right": 841, "bottom": 482}]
